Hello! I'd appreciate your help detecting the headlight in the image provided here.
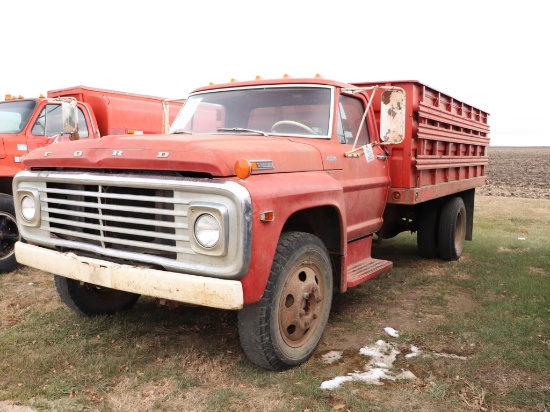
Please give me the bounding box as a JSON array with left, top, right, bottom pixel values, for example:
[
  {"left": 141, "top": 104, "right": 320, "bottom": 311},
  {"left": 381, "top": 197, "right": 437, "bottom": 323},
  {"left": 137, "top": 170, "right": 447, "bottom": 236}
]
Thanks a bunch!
[
  {"left": 194, "top": 213, "right": 220, "bottom": 248},
  {"left": 20, "top": 195, "right": 37, "bottom": 222},
  {"left": 15, "top": 189, "right": 41, "bottom": 227}
]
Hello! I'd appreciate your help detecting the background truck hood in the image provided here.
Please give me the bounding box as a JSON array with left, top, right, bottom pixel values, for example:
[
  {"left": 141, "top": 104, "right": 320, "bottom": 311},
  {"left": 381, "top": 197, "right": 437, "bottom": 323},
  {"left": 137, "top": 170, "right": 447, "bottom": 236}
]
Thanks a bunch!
[{"left": 20, "top": 134, "right": 326, "bottom": 176}]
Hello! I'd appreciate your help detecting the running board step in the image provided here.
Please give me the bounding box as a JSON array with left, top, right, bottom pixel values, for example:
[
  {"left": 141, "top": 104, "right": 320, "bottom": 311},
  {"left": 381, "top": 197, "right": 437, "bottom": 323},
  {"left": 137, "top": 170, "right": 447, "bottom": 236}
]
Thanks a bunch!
[{"left": 346, "top": 258, "right": 393, "bottom": 288}]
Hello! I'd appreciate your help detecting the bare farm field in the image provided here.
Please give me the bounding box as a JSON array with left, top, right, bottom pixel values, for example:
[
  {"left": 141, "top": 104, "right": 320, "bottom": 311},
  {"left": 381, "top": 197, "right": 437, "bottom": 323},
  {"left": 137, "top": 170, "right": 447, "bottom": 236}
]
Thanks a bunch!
[
  {"left": 477, "top": 146, "right": 550, "bottom": 199},
  {"left": 0, "top": 146, "right": 549, "bottom": 412}
]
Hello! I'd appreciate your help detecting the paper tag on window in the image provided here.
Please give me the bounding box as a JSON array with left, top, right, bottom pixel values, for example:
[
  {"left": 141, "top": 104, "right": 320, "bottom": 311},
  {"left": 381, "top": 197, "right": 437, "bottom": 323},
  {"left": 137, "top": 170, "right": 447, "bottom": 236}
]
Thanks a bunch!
[{"left": 363, "top": 144, "right": 375, "bottom": 163}]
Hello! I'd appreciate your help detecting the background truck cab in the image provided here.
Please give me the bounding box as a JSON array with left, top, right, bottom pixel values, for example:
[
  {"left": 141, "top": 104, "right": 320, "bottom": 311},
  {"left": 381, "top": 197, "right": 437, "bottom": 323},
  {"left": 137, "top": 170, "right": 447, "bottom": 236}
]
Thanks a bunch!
[{"left": 0, "top": 86, "right": 183, "bottom": 273}]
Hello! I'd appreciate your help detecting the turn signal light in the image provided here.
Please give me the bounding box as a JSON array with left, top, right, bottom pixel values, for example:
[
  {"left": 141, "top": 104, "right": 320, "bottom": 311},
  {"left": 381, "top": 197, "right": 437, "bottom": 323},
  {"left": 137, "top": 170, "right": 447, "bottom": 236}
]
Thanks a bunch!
[{"left": 235, "top": 158, "right": 252, "bottom": 179}]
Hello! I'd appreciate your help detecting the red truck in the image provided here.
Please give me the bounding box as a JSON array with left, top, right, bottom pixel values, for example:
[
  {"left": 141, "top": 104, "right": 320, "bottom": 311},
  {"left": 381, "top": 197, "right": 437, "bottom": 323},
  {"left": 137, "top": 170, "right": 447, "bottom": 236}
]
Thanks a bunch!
[
  {"left": 0, "top": 86, "right": 183, "bottom": 273},
  {"left": 11, "top": 77, "right": 489, "bottom": 370}
]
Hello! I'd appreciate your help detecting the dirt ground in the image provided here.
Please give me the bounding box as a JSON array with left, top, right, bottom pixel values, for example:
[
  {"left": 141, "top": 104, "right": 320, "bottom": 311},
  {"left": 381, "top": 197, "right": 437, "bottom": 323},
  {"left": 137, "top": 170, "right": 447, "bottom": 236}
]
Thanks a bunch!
[
  {"left": 1, "top": 145, "right": 548, "bottom": 412},
  {"left": 476, "top": 146, "right": 550, "bottom": 199}
]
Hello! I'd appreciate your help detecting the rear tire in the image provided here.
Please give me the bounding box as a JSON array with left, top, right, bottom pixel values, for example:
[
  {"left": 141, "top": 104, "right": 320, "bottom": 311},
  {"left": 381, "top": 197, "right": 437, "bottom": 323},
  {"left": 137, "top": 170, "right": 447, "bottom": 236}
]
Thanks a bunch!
[
  {"left": 238, "top": 232, "right": 333, "bottom": 370},
  {"left": 54, "top": 275, "right": 140, "bottom": 316},
  {"left": 437, "top": 197, "right": 466, "bottom": 261},
  {"left": 416, "top": 202, "right": 440, "bottom": 259},
  {"left": 0, "top": 194, "right": 21, "bottom": 274}
]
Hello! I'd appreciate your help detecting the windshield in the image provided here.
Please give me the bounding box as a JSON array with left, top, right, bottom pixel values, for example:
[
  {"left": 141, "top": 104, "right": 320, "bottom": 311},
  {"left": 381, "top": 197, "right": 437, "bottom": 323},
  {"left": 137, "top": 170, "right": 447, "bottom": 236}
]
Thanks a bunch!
[
  {"left": 169, "top": 85, "right": 332, "bottom": 137},
  {"left": 0, "top": 100, "right": 37, "bottom": 134}
]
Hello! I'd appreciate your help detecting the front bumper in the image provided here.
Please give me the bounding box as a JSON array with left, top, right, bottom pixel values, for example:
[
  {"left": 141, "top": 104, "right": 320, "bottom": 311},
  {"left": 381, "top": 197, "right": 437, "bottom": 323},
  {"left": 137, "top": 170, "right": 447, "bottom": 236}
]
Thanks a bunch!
[{"left": 15, "top": 242, "right": 244, "bottom": 310}]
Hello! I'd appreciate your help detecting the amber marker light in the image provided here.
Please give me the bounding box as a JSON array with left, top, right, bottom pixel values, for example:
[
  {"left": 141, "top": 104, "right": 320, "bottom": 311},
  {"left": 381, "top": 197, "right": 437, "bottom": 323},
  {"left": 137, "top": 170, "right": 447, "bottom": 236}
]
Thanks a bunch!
[
  {"left": 235, "top": 158, "right": 252, "bottom": 179},
  {"left": 260, "top": 211, "right": 275, "bottom": 222}
]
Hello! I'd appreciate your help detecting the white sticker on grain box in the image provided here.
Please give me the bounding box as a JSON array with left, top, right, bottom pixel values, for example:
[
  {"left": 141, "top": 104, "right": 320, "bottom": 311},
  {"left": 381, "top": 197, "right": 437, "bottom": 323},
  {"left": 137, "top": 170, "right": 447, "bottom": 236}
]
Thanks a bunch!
[{"left": 363, "top": 144, "right": 375, "bottom": 163}]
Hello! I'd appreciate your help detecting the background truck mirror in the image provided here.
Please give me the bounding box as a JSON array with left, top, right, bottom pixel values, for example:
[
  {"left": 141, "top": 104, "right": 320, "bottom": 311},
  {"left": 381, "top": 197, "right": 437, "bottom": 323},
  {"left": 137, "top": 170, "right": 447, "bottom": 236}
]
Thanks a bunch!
[
  {"left": 379, "top": 89, "right": 405, "bottom": 144},
  {"left": 61, "top": 98, "right": 78, "bottom": 135}
]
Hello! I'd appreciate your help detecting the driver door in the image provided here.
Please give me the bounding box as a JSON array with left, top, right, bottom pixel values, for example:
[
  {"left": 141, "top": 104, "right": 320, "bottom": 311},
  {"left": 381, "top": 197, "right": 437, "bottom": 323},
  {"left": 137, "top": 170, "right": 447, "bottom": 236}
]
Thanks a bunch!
[{"left": 333, "top": 93, "right": 390, "bottom": 240}]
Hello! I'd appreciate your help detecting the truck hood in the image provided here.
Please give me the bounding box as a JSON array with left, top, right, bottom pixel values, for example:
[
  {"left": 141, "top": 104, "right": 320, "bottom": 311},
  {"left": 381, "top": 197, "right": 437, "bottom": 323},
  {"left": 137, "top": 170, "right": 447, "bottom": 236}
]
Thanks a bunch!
[{"left": 20, "top": 134, "right": 326, "bottom": 176}]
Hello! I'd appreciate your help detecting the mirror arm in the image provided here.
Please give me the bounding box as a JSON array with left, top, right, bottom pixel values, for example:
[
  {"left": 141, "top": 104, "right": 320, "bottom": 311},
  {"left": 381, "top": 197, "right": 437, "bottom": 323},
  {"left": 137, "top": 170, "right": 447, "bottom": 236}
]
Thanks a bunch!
[{"left": 351, "top": 86, "right": 378, "bottom": 152}]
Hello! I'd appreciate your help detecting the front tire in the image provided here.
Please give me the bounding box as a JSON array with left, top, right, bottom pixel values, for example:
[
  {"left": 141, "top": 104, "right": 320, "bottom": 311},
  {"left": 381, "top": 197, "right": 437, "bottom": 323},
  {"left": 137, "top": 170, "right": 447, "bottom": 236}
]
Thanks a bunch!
[
  {"left": 0, "top": 194, "right": 21, "bottom": 274},
  {"left": 54, "top": 275, "right": 140, "bottom": 316},
  {"left": 437, "top": 197, "right": 466, "bottom": 261},
  {"left": 238, "top": 232, "right": 333, "bottom": 370}
]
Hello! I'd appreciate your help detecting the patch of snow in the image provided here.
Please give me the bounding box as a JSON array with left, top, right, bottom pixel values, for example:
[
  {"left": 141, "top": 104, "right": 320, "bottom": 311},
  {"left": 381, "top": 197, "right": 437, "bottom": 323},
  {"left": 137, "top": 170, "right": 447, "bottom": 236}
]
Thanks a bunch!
[
  {"left": 384, "top": 326, "right": 399, "bottom": 337},
  {"left": 321, "top": 340, "right": 417, "bottom": 390},
  {"left": 321, "top": 350, "right": 343, "bottom": 364},
  {"left": 359, "top": 340, "right": 399, "bottom": 368},
  {"left": 405, "top": 345, "right": 421, "bottom": 358},
  {"left": 432, "top": 352, "right": 469, "bottom": 360},
  {"left": 320, "top": 375, "right": 354, "bottom": 390},
  {"left": 320, "top": 340, "right": 472, "bottom": 390}
]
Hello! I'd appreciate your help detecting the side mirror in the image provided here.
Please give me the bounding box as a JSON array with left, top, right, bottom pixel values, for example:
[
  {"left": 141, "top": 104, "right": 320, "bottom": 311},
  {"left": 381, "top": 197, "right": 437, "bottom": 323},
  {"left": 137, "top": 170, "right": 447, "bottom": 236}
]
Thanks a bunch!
[
  {"left": 61, "top": 98, "right": 79, "bottom": 135},
  {"left": 379, "top": 89, "right": 405, "bottom": 144}
]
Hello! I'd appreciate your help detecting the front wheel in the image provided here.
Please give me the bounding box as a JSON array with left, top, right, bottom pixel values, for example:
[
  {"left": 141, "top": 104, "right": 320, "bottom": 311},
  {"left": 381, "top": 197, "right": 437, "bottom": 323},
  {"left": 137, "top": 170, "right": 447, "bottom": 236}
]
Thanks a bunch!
[
  {"left": 238, "top": 232, "right": 333, "bottom": 370},
  {"left": 0, "top": 194, "right": 21, "bottom": 274},
  {"left": 54, "top": 275, "right": 140, "bottom": 316}
]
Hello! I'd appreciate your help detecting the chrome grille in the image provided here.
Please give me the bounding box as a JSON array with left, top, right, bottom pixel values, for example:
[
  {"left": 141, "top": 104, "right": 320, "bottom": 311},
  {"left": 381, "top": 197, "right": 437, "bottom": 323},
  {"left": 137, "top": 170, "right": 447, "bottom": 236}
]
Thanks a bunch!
[
  {"left": 14, "top": 171, "right": 252, "bottom": 279},
  {"left": 44, "top": 182, "right": 184, "bottom": 259}
]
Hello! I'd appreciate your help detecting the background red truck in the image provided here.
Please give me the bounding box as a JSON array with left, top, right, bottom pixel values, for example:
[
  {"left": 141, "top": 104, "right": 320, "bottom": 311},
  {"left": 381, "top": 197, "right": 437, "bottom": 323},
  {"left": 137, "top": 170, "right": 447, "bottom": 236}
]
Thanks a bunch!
[
  {"left": 11, "top": 77, "right": 490, "bottom": 370},
  {"left": 0, "top": 86, "right": 183, "bottom": 273}
]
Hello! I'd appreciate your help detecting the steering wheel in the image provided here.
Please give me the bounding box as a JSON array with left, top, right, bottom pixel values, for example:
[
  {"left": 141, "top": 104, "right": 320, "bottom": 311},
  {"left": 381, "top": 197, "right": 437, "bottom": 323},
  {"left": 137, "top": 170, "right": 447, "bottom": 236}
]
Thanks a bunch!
[{"left": 271, "top": 120, "right": 316, "bottom": 135}]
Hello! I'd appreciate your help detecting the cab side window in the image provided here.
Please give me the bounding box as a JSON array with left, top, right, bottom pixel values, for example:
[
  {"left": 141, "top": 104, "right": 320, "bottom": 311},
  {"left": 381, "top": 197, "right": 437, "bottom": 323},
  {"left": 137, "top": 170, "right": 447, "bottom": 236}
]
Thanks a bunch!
[
  {"left": 31, "top": 104, "right": 89, "bottom": 138},
  {"left": 336, "top": 95, "right": 370, "bottom": 146}
]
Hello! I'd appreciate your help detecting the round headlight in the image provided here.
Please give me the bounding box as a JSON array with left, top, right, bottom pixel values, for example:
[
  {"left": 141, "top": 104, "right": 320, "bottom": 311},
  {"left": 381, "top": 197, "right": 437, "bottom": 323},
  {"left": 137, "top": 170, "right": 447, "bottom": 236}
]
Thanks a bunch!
[
  {"left": 194, "top": 213, "right": 220, "bottom": 248},
  {"left": 20, "top": 195, "right": 36, "bottom": 222}
]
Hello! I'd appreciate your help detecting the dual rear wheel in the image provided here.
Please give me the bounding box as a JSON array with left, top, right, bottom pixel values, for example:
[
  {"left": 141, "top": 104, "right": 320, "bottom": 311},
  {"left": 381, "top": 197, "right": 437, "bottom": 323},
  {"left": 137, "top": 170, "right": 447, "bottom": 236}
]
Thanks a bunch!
[{"left": 417, "top": 196, "right": 466, "bottom": 261}]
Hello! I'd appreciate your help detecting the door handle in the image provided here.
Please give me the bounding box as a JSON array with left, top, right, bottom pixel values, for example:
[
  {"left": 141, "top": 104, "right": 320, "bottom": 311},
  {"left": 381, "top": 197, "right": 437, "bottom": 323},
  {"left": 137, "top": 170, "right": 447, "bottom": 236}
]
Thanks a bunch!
[{"left": 377, "top": 155, "right": 387, "bottom": 160}]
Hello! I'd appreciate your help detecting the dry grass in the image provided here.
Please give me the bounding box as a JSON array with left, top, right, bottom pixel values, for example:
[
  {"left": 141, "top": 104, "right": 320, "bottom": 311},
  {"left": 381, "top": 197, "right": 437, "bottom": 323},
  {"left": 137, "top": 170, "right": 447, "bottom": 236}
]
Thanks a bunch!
[{"left": 1, "top": 147, "right": 549, "bottom": 412}]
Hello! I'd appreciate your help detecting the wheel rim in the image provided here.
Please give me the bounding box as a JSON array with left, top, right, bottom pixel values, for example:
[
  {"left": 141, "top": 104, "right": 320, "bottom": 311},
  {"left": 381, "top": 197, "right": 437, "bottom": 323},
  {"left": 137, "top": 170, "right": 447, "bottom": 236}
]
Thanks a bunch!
[
  {"left": 0, "top": 212, "right": 20, "bottom": 260},
  {"left": 455, "top": 208, "right": 466, "bottom": 253},
  {"left": 278, "top": 261, "right": 325, "bottom": 348}
]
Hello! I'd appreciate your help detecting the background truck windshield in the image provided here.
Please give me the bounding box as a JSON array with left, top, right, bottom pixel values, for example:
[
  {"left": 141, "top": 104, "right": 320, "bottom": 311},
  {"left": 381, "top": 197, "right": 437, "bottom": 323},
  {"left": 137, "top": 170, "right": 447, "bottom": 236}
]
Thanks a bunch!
[{"left": 0, "top": 100, "right": 37, "bottom": 133}]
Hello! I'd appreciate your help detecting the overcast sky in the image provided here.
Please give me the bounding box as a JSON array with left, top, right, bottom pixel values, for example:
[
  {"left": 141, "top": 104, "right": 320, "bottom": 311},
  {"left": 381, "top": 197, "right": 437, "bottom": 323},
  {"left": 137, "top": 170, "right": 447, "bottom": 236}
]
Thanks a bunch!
[{"left": 3, "top": 0, "right": 548, "bottom": 147}]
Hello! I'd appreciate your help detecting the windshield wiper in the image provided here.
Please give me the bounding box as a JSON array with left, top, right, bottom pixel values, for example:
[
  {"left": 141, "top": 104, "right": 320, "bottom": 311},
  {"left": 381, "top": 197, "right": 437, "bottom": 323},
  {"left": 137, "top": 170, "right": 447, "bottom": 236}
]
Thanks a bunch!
[
  {"left": 217, "top": 127, "right": 269, "bottom": 137},
  {"left": 171, "top": 129, "right": 192, "bottom": 134}
]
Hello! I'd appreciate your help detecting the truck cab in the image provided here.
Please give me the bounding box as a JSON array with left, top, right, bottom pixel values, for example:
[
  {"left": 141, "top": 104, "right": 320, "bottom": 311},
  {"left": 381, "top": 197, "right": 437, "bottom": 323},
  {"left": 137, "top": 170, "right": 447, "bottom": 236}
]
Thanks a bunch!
[{"left": 0, "top": 96, "right": 98, "bottom": 187}]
